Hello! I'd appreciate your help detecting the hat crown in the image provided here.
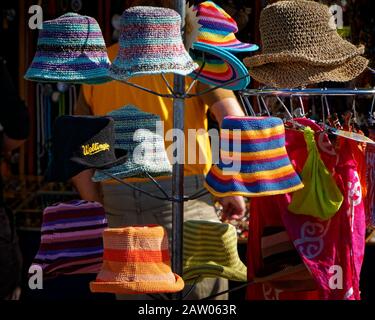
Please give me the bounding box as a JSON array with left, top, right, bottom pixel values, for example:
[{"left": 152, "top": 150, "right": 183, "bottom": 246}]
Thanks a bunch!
[
  {"left": 38, "top": 12, "right": 106, "bottom": 48},
  {"left": 119, "top": 6, "right": 182, "bottom": 45},
  {"left": 260, "top": 0, "right": 339, "bottom": 54},
  {"left": 196, "top": 1, "right": 238, "bottom": 33}
]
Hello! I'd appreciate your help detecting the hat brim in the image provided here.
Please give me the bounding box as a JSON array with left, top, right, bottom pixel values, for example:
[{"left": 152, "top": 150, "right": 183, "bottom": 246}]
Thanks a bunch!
[
  {"left": 198, "top": 37, "right": 259, "bottom": 53},
  {"left": 244, "top": 42, "right": 365, "bottom": 68},
  {"left": 183, "top": 263, "right": 247, "bottom": 283},
  {"left": 189, "top": 42, "right": 250, "bottom": 90},
  {"left": 70, "top": 148, "right": 128, "bottom": 170},
  {"left": 24, "top": 57, "right": 112, "bottom": 84},
  {"left": 204, "top": 166, "right": 304, "bottom": 198},
  {"left": 247, "top": 55, "right": 368, "bottom": 88},
  {"left": 90, "top": 273, "right": 184, "bottom": 294},
  {"left": 109, "top": 54, "right": 199, "bottom": 81}
]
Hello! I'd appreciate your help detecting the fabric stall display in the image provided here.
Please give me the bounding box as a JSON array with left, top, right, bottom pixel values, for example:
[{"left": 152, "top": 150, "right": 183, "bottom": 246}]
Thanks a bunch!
[
  {"left": 90, "top": 225, "right": 184, "bottom": 294},
  {"left": 30, "top": 200, "right": 108, "bottom": 279},
  {"left": 254, "top": 226, "right": 316, "bottom": 292},
  {"left": 25, "top": 13, "right": 111, "bottom": 84},
  {"left": 204, "top": 116, "right": 304, "bottom": 197},
  {"left": 183, "top": 220, "right": 247, "bottom": 283},
  {"left": 288, "top": 127, "right": 344, "bottom": 220},
  {"left": 109, "top": 6, "right": 197, "bottom": 81},
  {"left": 244, "top": 0, "right": 369, "bottom": 88},
  {"left": 246, "top": 118, "right": 366, "bottom": 300},
  {"left": 92, "top": 105, "right": 172, "bottom": 182},
  {"left": 46, "top": 115, "right": 128, "bottom": 182},
  {"left": 189, "top": 1, "right": 259, "bottom": 90}
]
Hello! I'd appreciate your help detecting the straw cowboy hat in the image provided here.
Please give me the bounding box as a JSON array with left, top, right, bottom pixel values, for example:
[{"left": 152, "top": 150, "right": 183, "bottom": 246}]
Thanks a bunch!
[{"left": 244, "top": 0, "right": 368, "bottom": 88}]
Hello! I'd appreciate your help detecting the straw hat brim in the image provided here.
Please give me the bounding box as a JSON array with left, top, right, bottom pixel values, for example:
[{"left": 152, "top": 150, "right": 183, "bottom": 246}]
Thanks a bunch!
[
  {"left": 90, "top": 273, "right": 184, "bottom": 294},
  {"left": 244, "top": 42, "right": 365, "bottom": 68},
  {"left": 247, "top": 55, "right": 369, "bottom": 88}
]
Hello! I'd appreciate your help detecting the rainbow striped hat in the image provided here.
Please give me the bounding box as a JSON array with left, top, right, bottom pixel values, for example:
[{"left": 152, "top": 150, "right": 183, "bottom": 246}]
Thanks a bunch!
[
  {"left": 25, "top": 13, "right": 111, "bottom": 84},
  {"left": 183, "top": 220, "right": 247, "bottom": 282},
  {"left": 195, "top": 1, "right": 259, "bottom": 52},
  {"left": 189, "top": 42, "right": 250, "bottom": 90},
  {"left": 110, "top": 6, "right": 198, "bottom": 81},
  {"left": 90, "top": 225, "right": 184, "bottom": 294},
  {"left": 30, "top": 200, "right": 107, "bottom": 279},
  {"left": 205, "top": 116, "right": 304, "bottom": 197}
]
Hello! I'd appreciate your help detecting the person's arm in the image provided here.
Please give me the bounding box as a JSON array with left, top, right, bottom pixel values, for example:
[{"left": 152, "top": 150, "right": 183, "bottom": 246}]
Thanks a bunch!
[
  {"left": 72, "top": 89, "right": 102, "bottom": 203},
  {"left": 201, "top": 84, "right": 247, "bottom": 220},
  {"left": 71, "top": 169, "right": 103, "bottom": 203}
]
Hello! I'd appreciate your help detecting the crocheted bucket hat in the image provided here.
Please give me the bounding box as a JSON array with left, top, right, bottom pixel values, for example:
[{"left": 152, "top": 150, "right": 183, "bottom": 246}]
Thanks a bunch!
[
  {"left": 254, "top": 226, "right": 316, "bottom": 292},
  {"left": 195, "top": 1, "right": 259, "bottom": 52},
  {"left": 204, "top": 116, "right": 304, "bottom": 197},
  {"left": 90, "top": 225, "right": 184, "bottom": 294},
  {"left": 244, "top": 0, "right": 368, "bottom": 87},
  {"left": 46, "top": 116, "right": 128, "bottom": 182},
  {"left": 109, "top": 6, "right": 198, "bottom": 81},
  {"left": 93, "top": 105, "right": 172, "bottom": 182},
  {"left": 189, "top": 42, "right": 250, "bottom": 90},
  {"left": 30, "top": 200, "right": 108, "bottom": 280},
  {"left": 183, "top": 220, "right": 247, "bottom": 283},
  {"left": 25, "top": 13, "right": 111, "bottom": 84}
]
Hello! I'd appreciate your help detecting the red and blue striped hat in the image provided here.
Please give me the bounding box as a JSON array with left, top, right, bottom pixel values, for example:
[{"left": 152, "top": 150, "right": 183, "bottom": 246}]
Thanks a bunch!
[
  {"left": 205, "top": 116, "right": 304, "bottom": 197},
  {"left": 195, "top": 1, "right": 259, "bottom": 53},
  {"left": 110, "top": 6, "right": 198, "bottom": 81},
  {"left": 30, "top": 200, "right": 107, "bottom": 279},
  {"left": 25, "top": 13, "right": 111, "bottom": 84}
]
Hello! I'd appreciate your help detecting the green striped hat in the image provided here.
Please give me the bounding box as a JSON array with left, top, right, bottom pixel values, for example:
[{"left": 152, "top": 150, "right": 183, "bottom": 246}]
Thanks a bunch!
[{"left": 183, "top": 220, "right": 247, "bottom": 283}]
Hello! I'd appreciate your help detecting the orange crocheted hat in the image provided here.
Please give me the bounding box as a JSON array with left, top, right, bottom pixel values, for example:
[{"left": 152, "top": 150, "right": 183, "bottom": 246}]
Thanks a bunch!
[{"left": 90, "top": 225, "right": 184, "bottom": 294}]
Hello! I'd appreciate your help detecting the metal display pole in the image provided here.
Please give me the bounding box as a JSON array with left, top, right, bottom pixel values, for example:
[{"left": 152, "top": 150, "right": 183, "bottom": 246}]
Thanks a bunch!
[{"left": 172, "top": 0, "right": 186, "bottom": 300}]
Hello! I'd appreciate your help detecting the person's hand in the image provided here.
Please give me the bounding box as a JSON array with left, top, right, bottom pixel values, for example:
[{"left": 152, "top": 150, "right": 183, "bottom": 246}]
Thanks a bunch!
[{"left": 217, "top": 196, "right": 246, "bottom": 220}]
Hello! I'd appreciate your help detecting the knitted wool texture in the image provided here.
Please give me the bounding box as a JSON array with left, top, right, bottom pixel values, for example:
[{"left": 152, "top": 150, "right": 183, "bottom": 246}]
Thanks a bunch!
[
  {"left": 93, "top": 105, "right": 172, "bottom": 181},
  {"left": 90, "top": 225, "right": 184, "bottom": 294},
  {"left": 204, "top": 116, "right": 304, "bottom": 197},
  {"left": 25, "top": 13, "right": 111, "bottom": 84},
  {"left": 31, "top": 200, "right": 108, "bottom": 279},
  {"left": 183, "top": 220, "right": 247, "bottom": 282},
  {"left": 109, "top": 6, "right": 198, "bottom": 80},
  {"left": 195, "top": 1, "right": 259, "bottom": 52},
  {"left": 244, "top": 0, "right": 368, "bottom": 87}
]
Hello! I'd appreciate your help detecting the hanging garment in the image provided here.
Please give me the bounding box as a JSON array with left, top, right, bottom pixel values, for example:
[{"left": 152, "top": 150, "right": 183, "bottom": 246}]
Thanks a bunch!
[
  {"left": 288, "top": 127, "right": 343, "bottom": 220},
  {"left": 366, "top": 129, "right": 375, "bottom": 227},
  {"left": 247, "top": 124, "right": 365, "bottom": 300}
]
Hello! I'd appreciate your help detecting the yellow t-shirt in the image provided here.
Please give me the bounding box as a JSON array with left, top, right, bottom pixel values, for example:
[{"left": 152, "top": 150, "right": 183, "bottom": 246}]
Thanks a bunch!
[{"left": 81, "top": 43, "right": 212, "bottom": 179}]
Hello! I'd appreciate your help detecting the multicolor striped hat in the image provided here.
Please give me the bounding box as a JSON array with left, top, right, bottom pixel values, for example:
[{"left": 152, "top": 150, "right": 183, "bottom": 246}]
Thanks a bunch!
[
  {"left": 25, "top": 13, "right": 111, "bottom": 84},
  {"left": 90, "top": 225, "right": 184, "bottom": 294},
  {"left": 109, "top": 6, "right": 198, "bottom": 81},
  {"left": 183, "top": 220, "right": 247, "bottom": 283},
  {"left": 205, "top": 116, "right": 304, "bottom": 197},
  {"left": 92, "top": 105, "right": 172, "bottom": 182},
  {"left": 30, "top": 200, "right": 107, "bottom": 279},
  {"left": 195, "top": 1, "right": 259, "bottom": 52},
  {"left": 189, "top": 42, "right": 250, "bottom": 90}
]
